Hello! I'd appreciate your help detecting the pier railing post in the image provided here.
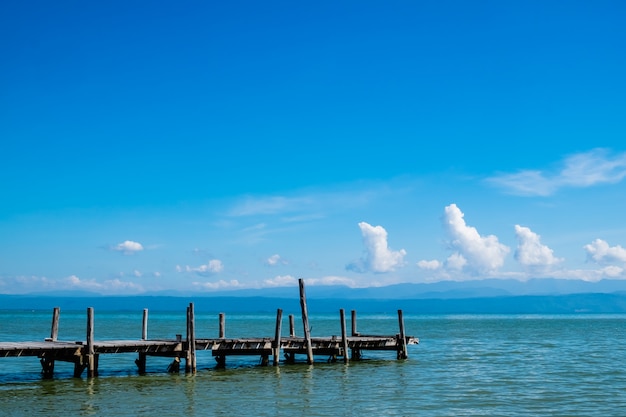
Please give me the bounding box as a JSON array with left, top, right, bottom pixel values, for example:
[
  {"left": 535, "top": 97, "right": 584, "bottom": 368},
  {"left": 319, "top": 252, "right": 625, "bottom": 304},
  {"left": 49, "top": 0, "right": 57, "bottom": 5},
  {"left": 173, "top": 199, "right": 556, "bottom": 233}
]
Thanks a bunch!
[
  {"left": 340, "top": 309, "right": 349, "bottom": 364},
  {"left": 299, "top": 278, "right": 314, "bottom": 365},
  {"left": 397, "top": 309, "right": 408, "bottom": 360},
  {"left": 273, "top": 308, "right": 283, "bottom": 366}
]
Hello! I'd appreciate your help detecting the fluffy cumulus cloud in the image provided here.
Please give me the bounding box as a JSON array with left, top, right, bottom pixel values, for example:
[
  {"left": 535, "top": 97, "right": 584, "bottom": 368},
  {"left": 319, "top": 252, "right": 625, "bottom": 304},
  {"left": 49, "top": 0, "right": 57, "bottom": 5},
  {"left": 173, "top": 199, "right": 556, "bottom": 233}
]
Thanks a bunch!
[
  {"left": 442, "top": 204, "right": 510, "bottom": 275},
  {"left": 347, "top": 222, "right": 407, "bottom": 273},
  {"left": 486, "top": 148, "right": 626, "bottom": 196},
  {"left": 584, "top": 239, "right": 626, "bottom": 264},
  {"left": 112, "top": 240, "right": 144, "bottom": 255},
  {"left": 514, "top": 225, "right": 563, "bottom": 271},
  {"left": 178, "top": 259, "right": 224, "bottom": 276}
]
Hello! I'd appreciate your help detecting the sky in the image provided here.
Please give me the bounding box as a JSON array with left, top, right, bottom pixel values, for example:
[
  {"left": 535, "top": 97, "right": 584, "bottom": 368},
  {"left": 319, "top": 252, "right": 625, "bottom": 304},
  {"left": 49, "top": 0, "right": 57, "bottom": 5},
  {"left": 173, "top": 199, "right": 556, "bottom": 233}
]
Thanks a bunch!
[{"left": 1, "top": 1, "right": 626, "bottom": 295}]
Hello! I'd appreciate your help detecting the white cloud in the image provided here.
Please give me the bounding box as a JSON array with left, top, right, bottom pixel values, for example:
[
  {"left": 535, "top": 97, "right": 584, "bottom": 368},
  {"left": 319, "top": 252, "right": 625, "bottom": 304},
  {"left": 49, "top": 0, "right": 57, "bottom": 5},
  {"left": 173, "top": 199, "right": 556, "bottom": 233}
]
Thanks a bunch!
[
  {"left": 347, "top": 222, "right": 407, "bottom": 273},
  {"left": 514, "top": 225, "right": 563, "bottom": 271},
  {"left": 445, "top": 253, "right": 467, "bottom": 271},
  {"left": 112, "top": 240, "right": 144, "bottom": 255},
  {"left": 486, "top": 148, "right": 626, "bottom": 196},
  {"left": 180, "top": 259, "right": 224, "bottom": 276},
  {"left": 584, "top": 239, "right": 626, "bottom": 264},
  {"left": 192, "top": 279, "right": 242, "bottom": 290},
  {"left": 443, "top": 204, "right": 510, "bottom": 275},
  {"left": 265, "top": 254, "right": 287, "bottom": 266},
  {"left": 417, "top": 259, "right": 442, "bottom": 270},
  {"left": 306, "top": 275, "right": 359, "bottom": 287},
  {"left": 263, "top": 275, "right": 298, "bottom": 286}
]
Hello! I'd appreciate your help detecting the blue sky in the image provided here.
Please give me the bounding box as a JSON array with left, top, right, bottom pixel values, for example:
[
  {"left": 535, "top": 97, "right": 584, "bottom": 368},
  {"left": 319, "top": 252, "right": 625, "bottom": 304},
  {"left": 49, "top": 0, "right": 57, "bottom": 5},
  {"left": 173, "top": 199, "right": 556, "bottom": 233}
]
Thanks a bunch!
[{"left": 1, "top": 1, "right": 626, "bottom": 294}]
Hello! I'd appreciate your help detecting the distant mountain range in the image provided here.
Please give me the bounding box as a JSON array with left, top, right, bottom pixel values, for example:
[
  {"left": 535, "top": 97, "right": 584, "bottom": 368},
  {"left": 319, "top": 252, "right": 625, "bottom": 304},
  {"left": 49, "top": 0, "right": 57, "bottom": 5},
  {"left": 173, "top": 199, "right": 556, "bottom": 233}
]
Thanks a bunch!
[{"left": 2, "top": 279, "right": 626, "bottom": 314}]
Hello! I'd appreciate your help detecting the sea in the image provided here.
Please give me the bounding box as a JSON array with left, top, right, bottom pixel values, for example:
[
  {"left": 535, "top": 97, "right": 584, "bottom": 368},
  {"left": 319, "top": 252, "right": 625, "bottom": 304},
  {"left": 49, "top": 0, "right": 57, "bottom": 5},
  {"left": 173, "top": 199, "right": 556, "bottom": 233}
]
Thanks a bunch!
[{"left": 1, "top": 308, "right": 625, "bottom": 416}]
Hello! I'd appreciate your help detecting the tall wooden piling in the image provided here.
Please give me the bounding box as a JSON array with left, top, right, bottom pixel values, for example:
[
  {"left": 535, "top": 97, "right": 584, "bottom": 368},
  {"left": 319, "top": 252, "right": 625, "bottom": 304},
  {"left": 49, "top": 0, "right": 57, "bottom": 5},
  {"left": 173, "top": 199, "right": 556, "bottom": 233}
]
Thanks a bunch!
[
  {"left": 219, "top": 313, "right": 225, "bottom": 338},
  {"left": 86, "top": 307, "right": 97, "bottom": 377},
  {"left": 41, "top": 307, "right": 61, "bottom": 378},
  {"left": 142, "top": 309, "right": 148, "bottom": 340},
  {"left": 273, "top": 308, "right": 283, "bottom": 366},
  {"left": 397, "top": 309, "right": 408, "bottom": 360},
  {"left": 351, "top": 310, "right": 361, "bottom": 360},
  {"left": 186, "top": 303, "right": 196, "bottom": 373},
  {"left": 340, "top": 309, "right": 349, "bottom": 364},
  {"left": 136, "top": 308, "right": 149, "bottom": 374},
  {"left": 50, "top": 307, "right": 60, "bottom": 341},
  {"left": 289, "top": 314, "right": 295, "bottom": 337},
  {"left": 298, "top": 278, "right": 314, "bottom": 364}
]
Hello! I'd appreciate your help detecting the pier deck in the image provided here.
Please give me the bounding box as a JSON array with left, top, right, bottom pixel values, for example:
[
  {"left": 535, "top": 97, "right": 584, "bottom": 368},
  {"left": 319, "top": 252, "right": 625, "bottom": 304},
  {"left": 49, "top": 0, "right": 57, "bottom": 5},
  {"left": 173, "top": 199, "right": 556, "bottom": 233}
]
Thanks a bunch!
[{"left": 0, "top": 279, "right": 418, "bottom": 379}]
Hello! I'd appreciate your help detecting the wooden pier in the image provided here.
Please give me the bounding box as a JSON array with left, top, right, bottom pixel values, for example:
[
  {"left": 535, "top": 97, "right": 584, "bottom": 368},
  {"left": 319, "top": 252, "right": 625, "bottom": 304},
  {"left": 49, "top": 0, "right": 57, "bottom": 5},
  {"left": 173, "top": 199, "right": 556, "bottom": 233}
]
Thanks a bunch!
[{"left": 0, "top": 279, "right": 418, "bottom": 379}]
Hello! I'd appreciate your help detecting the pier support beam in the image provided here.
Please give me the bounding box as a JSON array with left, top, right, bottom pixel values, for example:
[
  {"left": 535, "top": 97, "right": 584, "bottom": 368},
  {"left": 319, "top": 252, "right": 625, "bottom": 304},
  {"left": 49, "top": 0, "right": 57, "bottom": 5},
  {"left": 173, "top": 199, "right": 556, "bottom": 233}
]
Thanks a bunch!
[
  {"left": 299, "top": 278, "right": 314, "bottom": 365},
  {"left": 40, "top": 356, "right": 55, "bottom": 379}
]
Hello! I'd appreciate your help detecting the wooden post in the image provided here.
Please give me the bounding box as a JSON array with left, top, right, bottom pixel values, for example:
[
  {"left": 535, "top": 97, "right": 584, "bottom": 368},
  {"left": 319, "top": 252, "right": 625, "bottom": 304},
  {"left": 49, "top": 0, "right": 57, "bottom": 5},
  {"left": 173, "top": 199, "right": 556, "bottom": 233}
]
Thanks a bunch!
[
  {"left": 289, "top": 314, "right": 295, "bottom": 337},
  {"left": 186, "top": 303, "right": 196, "bottom": 373},
  {"left": 351, "top": 310, "right": 358, "bottom": 336},
  {"left": 397, "top": 309, "right": 408, "bottom": 360},
  {"left": 86, "top": 307, "right": 97, "bottom": 377},
  {"left": 136, "top": 308, "right": 149, "bottom": 374},
  {"left": 350, "top": 309, "right": 361, "bottom": 360},
  {"left": 219, "top": 312, "right": 225, "bottom": 338},
  {"left": 298, "top": 278, "right": 314, "bottom": 365},
  {"left": 273, "top": 308, "right": 283, "bottom": 366},
  {"left": 42, "top": 307, "right": 60, "bottom": 378},
  {"left": 142, "top": 308, "right": 148, "bottom": 340},
  {"left": 50, "top": 307, "right": 60, "bottom": 341},
  {"left": 340, "top": 309, "right": 349, "bottom": 364}
]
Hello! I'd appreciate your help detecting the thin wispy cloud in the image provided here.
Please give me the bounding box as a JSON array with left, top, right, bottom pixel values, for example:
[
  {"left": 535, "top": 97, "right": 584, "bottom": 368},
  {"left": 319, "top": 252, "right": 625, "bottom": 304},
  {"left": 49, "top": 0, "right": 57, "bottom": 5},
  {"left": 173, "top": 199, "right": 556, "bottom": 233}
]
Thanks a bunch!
[
  {"left": 227, "top": 183, "right": 395, "bottom": 218},
  {"left": 486, "top": 149, "right": 626, "bottom": 196},
  {"left": 177, "top": 260, "right": 224, "bottom": 276},
  {"left": 347, "top": 222, "right": 407, "bottom": 273}
]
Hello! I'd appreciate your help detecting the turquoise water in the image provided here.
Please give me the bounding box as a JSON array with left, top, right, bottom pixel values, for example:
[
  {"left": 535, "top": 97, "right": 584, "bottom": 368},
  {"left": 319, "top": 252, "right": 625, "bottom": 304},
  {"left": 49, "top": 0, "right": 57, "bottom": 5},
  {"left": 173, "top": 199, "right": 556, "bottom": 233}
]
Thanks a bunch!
[{"left": 1, "top": 310, "right": 626, "bottom": 416}]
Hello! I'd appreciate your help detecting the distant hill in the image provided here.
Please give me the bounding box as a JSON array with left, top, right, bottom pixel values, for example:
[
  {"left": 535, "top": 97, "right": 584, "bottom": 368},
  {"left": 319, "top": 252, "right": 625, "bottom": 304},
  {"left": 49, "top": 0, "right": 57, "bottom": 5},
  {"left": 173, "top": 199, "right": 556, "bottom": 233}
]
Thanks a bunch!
[
  {"left": 2, "top": 293, "right": 626, "bottom": 314},
  {"left": 2, "top": 278, "right": 626, "bottom": 313}
]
